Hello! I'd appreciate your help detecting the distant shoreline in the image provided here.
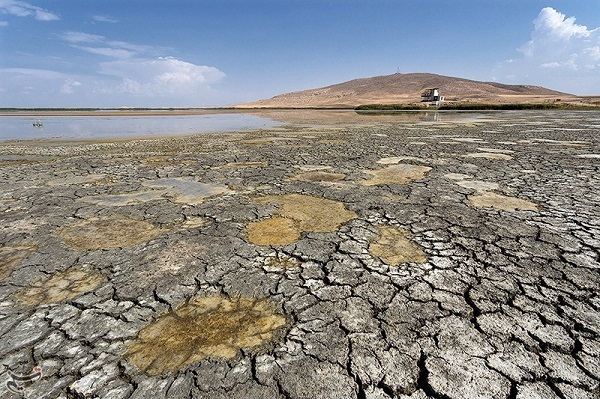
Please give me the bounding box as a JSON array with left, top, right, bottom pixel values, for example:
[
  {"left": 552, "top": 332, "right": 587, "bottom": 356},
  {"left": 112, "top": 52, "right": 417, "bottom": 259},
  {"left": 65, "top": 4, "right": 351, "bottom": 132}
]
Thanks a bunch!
[{"left": 2, "top": 101, "right": 600, "bottom": 116}]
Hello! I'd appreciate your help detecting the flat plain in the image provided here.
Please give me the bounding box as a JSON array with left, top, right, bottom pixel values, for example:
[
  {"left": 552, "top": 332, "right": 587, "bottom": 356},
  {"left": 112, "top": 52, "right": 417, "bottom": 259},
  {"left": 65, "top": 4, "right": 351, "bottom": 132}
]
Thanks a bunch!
[{"left": 0, "top": 110, "right": 599, "bottom": 399}]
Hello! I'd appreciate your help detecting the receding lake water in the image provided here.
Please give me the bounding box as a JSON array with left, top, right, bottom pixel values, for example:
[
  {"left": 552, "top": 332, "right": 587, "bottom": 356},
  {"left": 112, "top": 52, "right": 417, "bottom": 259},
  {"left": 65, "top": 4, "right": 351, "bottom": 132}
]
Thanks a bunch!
[
  {"left": 0, "top": 113, "right": 280, "bottom": 141},
  {"left": 1, "top": 110, "right": 596, "bottom": 141}
]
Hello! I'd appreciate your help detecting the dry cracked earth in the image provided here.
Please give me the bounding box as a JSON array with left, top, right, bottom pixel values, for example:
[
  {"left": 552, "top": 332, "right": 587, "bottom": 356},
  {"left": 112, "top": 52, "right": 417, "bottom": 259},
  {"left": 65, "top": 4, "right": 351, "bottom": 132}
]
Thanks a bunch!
[{"left": 0, "top": 111, "right": 599, "bottom": 399}]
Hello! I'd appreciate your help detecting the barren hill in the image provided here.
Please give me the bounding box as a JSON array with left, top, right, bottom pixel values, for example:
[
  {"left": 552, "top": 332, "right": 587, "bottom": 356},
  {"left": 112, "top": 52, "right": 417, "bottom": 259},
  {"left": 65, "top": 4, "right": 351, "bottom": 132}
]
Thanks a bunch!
[{"left": 237, "top": 73, "right": 572, "bottom": 108}]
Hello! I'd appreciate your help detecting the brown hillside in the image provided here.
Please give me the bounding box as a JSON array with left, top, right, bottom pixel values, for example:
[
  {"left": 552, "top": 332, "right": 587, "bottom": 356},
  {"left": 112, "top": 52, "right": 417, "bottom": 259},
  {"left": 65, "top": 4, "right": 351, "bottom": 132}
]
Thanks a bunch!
[{"left": 237, "top": 73, "right": 573, "bottom": 108}]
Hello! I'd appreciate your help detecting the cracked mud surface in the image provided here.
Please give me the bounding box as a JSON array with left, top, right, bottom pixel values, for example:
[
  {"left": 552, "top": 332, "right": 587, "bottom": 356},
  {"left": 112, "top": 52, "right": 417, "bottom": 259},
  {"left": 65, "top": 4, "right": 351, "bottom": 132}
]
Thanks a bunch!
[{"left": 0, "top": 110, "right": 599, "bottom": 399}]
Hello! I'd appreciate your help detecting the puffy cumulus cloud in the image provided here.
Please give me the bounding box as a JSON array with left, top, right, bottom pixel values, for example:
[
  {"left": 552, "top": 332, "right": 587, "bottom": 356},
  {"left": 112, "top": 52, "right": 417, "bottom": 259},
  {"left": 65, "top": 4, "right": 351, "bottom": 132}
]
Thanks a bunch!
[
  {"left": 494, "top": 7, "right": 600, "bottom": 94},
  {"left": 0, "top": 0, "right": 59, "bottom": 21},
  {"left": 98, "top": 57, "right": 226, "bottom": 97},
  {"left": 519, "top": 7, "right": 596, "bottom": 59}
]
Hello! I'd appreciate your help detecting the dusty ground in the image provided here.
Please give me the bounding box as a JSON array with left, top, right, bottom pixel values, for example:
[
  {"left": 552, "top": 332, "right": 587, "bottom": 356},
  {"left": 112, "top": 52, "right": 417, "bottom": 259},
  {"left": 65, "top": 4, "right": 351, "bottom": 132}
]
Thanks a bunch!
[{"left": 0, "top": 111, "right": 599, "bottom": 398}]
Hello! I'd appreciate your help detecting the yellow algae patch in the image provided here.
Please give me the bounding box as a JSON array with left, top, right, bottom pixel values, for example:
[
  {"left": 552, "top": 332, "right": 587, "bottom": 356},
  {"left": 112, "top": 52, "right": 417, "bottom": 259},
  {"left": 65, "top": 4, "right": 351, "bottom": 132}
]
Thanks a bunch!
[
  {"left": 247, "top": 217, "right": 300, "bottom": 246},
  {"left": 465, "top": 152, "right": 513, "bottom": 160},
  {"left": 0, "top": 246, "right": 37, "bottom": 280},
  {"left": 469, "top": 192, "right": 539, "bottom": 212},
  {"left": 262, "top": 255, "right": 302, "bottom": 271},
  {"left": 16, "top": 267, "right": 105, "bottom": 305},
  {"left": 288, "top": 171, "right": 347, "bottom": 182},
  {"left": 248, "top": 194, "right": 357, "bottom": 246},
  {"left": 126, "top": 297, "right": 286, "bottom": 376},
  {"left": 58, "top": 216, "right": 164, "bottom": 250},
  {"left": 360, "top": 164, "right": 432, "bottom": 186},
  {"left": 254, "top": 194, "right": 357, "bottom": 233},
  {"left": 369, "top": 226, "right": 427, "bottom": 266}
]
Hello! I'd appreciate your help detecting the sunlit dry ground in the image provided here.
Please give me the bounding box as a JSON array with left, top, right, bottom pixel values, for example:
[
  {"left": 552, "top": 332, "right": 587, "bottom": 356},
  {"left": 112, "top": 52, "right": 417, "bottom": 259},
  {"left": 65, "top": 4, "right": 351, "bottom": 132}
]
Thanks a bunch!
[{"left": 0, "top": 111, "right": 599, "bottom": 399}]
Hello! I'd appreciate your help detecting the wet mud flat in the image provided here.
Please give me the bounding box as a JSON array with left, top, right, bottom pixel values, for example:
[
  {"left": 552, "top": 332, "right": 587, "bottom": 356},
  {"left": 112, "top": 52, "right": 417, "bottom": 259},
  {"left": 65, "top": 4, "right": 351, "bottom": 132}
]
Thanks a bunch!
[{"left": 0, "top": 111, "right": 599, "bottom": 398}]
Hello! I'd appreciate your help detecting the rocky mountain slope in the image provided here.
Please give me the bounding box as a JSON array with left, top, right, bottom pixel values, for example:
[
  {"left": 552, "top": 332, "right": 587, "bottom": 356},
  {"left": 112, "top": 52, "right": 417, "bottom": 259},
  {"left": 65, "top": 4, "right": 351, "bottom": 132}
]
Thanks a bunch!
[{"left": 237, "top": 72, "right": 572, "bottom": 108}]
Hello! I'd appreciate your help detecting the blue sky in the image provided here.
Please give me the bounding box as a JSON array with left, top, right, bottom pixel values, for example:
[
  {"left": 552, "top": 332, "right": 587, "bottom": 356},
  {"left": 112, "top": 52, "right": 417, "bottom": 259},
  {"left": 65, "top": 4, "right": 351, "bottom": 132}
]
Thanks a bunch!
[{"left": 1, "top": 1, "right": 599, "bottom": 107}]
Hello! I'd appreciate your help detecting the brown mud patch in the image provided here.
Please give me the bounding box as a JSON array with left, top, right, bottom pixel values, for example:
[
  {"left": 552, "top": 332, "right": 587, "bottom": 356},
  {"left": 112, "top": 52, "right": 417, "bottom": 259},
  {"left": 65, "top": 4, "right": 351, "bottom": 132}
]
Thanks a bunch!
[
  {"left": 469, "top": 192, "right": 539, "bottom": 212},
  {"left": 360, "top": 164, "right": 432, "bottom": 186},
  {"left": 369, "top": 226, "right": 427, "bottom": 266},
  {"left": 248, "top": 194, "right": 357, "bottom": 246},
  {"left": 0, "top": 246, "right": 37, "bottom": 280},
  {"left": 126, "top": 296, "right": 286, "bottom": 376},
  {"left": 16, "top": 267, "right": 106, "bottom": 305},
  {"left": 58, "top": 216, "right": 164, "bottom": 250}
]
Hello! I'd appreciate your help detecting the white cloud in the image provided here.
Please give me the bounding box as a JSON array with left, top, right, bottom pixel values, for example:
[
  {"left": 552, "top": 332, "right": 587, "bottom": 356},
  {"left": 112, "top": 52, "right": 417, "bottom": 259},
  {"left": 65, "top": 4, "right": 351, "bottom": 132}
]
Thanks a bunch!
[
  {"left": 0, "top": 67, "right": 66, "bottom": 79},
  {"left": 0, "top": 0, "right": 59, "bottom": 21},
  {"left": 533, "top": 7, "right": 591, "bottom": 40},
  {"left": 92, "top": 15, "right": 118, "bottom": 23},
  {"left": 98, "top": 57, "right": 226, "bottom": 96},
  {"left": 72, "top": 45, "right": 134, "bottom": 59},
  {"left": 60, "top": 31, "right": 106, "bottom": 44},
  {"left": 59, "top": 31, "right": 155, "bottom": 59},
  {"left": 60, "top": 79, "right": 82, "bottom": 94},
  {"left": 494, "top": 7, "right": 600, "bottom": 94},
  {"left": 2, "top": 32, "right": 226, "bottom": 106},
  {"left": 0, "top": 20, "right": 8, "bottom": 26}
]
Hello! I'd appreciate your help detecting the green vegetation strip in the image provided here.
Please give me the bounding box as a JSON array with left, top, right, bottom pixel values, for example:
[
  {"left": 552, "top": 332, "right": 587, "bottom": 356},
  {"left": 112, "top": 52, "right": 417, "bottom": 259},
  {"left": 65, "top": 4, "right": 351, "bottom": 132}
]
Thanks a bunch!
[{"left": 356, "top": 103, "right": 598, "bottom": 111}]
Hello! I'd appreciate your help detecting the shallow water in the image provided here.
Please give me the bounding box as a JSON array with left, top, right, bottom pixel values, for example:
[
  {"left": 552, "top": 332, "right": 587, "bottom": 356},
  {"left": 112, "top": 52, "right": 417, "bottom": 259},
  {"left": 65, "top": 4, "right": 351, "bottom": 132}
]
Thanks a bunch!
[
  {"left": 0, "top": 113, "right": 279, "bottom": 140},
  {"left": 1, "top": 110, "right": 598, "bottom": 141}
]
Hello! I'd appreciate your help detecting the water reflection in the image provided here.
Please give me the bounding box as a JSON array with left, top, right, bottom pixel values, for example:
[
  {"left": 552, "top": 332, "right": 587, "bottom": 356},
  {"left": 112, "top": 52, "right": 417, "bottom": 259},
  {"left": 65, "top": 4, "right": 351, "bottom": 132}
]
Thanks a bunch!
[
  {"left": 0, "top": 109, "right": 574, "bottom": 141},
  {"left": 0, "top": 113, "right": 279, "bottom": 141}
]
